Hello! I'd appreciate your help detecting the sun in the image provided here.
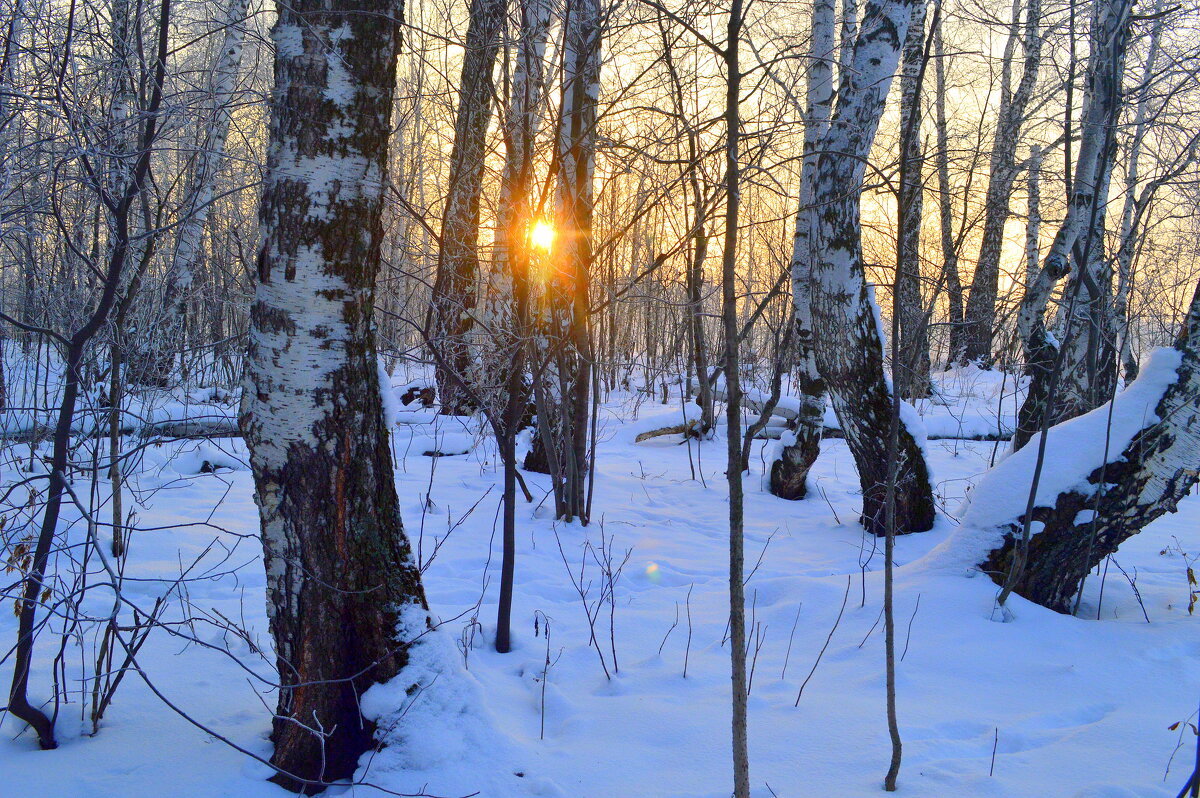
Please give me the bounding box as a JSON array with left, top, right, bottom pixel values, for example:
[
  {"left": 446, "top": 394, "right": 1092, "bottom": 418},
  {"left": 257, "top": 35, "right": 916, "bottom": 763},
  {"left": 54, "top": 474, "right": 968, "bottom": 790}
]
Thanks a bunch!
[{"left": 530, "top": 220, "right": 555, "bottom": 251}]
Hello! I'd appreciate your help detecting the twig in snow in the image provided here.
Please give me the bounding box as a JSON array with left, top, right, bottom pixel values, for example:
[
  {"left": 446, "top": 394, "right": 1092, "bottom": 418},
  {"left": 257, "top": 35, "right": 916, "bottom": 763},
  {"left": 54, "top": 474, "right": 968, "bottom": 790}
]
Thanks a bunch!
[{"left": 794, "top": 574, "right": 850, "bottom": 706}]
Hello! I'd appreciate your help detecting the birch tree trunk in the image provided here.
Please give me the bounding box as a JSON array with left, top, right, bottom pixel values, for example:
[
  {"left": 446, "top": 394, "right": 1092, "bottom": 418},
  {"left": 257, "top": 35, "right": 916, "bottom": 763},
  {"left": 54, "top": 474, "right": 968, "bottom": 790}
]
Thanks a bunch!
[
  {"left": 1024, "top": 144, "right": 1041, "bottom": 291},
  {"left": 240, "top": 0, "right": 429, "bottom": 788},
  {"left": 1112, "top": 0, "right": 1166, "bottom": 384},
  {"left": 1013, "top": 0, "right": 1133, "bottom": 451},
  {"left": 957, "top": 0, "right": 1042, "bottom": 365},
  {"left": 769, "top": 0, "right": 833, "bottom": 500},
  {"left": 808, "top": 0, "right": 935, "bottom": 535},
  {"left": 153, "top": 0, "right": 250, "bottom": 384},
  {"left": 980, "top": 281, "right": 1200, "bottom": 612},
  {"left": 895, "top": 0, "right": 931, "bottom": 398},
  {"left": 430, "top": 0, "right": 508, "bottom": 414}
]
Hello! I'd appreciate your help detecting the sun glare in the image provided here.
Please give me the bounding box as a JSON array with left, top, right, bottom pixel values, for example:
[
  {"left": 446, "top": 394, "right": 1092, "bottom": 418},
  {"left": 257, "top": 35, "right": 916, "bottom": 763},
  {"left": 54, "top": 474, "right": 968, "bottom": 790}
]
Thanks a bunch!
[{"left": 530, "top": 220, "right": 555, "bottom": 251}]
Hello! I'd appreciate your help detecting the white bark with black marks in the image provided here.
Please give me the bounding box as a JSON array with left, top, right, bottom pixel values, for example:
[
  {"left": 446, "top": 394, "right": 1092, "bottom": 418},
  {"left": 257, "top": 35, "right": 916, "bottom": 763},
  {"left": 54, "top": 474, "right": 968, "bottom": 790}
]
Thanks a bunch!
[
  {"left": 241, "top": 1, "right": 428, "bottom": 788},
  {"left": 808, "top": 0, "right": 936, "bottom": 535},
  {"left": 770, "top": 0, "right": 833, "bottom": 500}
]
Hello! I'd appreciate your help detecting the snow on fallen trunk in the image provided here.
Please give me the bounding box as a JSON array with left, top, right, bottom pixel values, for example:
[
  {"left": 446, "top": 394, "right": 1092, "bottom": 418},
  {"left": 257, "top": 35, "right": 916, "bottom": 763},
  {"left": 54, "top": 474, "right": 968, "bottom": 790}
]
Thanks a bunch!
[{"left": 938, "top": 284, "right": 1200, "bottom": 611}]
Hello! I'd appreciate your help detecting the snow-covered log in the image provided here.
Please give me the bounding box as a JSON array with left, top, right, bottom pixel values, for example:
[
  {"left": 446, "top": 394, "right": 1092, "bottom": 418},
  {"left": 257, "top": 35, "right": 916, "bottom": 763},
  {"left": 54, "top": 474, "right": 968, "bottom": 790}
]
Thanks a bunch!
[{"left": 969, "top": 282, "right": 1200, "bottom": 612}]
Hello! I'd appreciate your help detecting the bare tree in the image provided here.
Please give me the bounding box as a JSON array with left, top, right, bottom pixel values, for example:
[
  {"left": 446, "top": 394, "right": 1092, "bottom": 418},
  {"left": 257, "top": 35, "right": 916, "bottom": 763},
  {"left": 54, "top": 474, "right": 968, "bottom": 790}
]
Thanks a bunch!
[
  {"left": 430, "top": 0, "right": 509, "bottom": 414},
  {"left": 808, "top": 0, "right": 935, "bottom": 535},
  {"left": 526, "top": 0, "right": 602, "bottom": 522},
  {"left": 239, "top": 0, "right": 429, "bottom": 787},
  {"left": 769, "top": 0, "right": 833, "bottom": 500},
  {"left": 957, "top": 0, "right": 1043, "bottom": 366}
]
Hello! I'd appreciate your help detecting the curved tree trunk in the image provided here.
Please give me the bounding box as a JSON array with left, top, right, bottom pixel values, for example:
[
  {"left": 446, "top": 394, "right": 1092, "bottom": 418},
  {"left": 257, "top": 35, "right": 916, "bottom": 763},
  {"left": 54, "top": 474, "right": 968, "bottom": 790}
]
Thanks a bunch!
[
  {"left": 241, "top": 0, "right": 428, "bottom": 789},
  {"left": 430, "top": 0, "right": 508, "bottom": 415},
  {"left": 808, "top": 0, "right": 935, "bottom": 535},
  {"left": 1013, "top": 0, "right": 1133, "bottom": 451},
  {"left": 980, "top": 282, "right": 1200, "bottom": 612},
  {"left": 769, "top": 0, "right": 833, "bottom": 501}
]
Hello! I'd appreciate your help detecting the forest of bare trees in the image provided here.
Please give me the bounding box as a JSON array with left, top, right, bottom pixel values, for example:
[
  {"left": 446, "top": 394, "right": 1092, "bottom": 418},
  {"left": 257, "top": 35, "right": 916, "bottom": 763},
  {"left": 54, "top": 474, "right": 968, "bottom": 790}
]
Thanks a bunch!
[{"left": 2, "top": 0, "right": 1200, "bottom": 791}]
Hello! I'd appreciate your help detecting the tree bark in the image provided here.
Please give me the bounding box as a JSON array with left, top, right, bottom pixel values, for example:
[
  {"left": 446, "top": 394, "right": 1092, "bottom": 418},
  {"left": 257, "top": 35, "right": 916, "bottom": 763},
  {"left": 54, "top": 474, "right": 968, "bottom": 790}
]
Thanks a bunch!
[
  {"left": 240, "top": 0, "right": 428, "bottom": 788},
  {"left": 894, "top": 0, "right": 931, "bottom": 399},
  {"left": 808, "top": 0, "right": 936, "bottom": 535},
  {"left": 769, "top": 0, "right": 834, "bottom": 500},
  {"left": 982, "top": 282, "right": 1200, "bottom": 612}
]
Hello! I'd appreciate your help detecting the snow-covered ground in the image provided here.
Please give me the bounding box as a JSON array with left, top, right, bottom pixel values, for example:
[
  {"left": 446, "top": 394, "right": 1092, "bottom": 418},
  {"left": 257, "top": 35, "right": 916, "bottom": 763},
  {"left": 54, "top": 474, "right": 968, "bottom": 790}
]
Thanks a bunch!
[{"left": 1, "top": 370, "right": 1197, "bottom": 798}]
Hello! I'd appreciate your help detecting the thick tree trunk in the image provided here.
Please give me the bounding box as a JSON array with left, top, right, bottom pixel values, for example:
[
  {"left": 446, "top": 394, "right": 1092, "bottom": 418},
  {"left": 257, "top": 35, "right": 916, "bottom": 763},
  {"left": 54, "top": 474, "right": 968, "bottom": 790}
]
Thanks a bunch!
[
  {"left": 1013, "top": 0, "right": 1133, "bottom": 451},
  {"left": 769, "top": 0, "right": 834, "bottom": 500},
  {"left": 894, "top": 0, "right": 931, "bottom": 399},
  {"left": 957, "top": 0, "right": 1042, "bottom": 365},
  {"left": 430, "top": 0, "right": 508, "bottom": 414},
  {"left": 808, "top": 0, "right": 935, "bottom": 535},
  {"left": 979, "top": 282, "right": 1200, "bottom": 612},
  {"left": 240, "top": 0, "right": 428, "bottom": 789}
]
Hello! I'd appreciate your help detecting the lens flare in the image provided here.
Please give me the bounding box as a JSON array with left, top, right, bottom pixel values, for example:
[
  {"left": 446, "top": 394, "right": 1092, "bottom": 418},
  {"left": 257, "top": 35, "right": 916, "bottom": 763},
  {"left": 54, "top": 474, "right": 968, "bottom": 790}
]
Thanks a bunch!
[{"left": 530, "top": 220, "right": 555, "bottom": 251}]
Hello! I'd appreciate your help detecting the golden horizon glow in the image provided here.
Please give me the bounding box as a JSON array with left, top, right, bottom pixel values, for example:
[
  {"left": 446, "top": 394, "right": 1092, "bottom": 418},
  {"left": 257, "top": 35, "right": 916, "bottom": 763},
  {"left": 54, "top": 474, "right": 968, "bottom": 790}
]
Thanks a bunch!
[{"left": 530, "top": 220, "right": 555, "bottom": 252}]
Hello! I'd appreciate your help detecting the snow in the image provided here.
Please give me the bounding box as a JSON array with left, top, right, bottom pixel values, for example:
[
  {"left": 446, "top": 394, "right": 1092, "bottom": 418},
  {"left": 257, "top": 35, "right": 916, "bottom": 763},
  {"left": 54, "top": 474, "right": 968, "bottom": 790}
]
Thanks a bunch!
[
  {"left": 2, "top": 363, "right": 1198, "bottom": 797},
  {"left": 920, "top": 347, "right": 1184, "bottom": 572}
]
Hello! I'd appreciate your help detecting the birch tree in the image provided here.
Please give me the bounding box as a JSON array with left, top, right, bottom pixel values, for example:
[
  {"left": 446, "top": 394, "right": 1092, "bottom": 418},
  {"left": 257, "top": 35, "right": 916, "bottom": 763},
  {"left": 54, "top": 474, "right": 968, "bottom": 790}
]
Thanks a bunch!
[
  {"left": 1013, "top": 0, "right": 1134, "bottom": 451},
  {"left": 488, "top": 0, "right": 554, "bottom": 653},
  {"left": 977, "top": 280, "right": 1200, "bottom": 612},
  {"left": 240, "top": 0, "right": 429, "bottom": 787},
  {"left": 808, "top": 0, "right": 935, "bottom": 535},
  {"left": 768, "top": 0, "right": 833, "bottom": 500},
  {"left": 527, "top": 0, "right": 601, "bottom": 521},
  {"left": 154, "top": 0, "right": 252, "bottom": 384},
  {"left": 894, "top": 0, "right": 931, "bottom": 398},
  {"left": 957, "top": 0, "right": 1042, "bottom": 366}
]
